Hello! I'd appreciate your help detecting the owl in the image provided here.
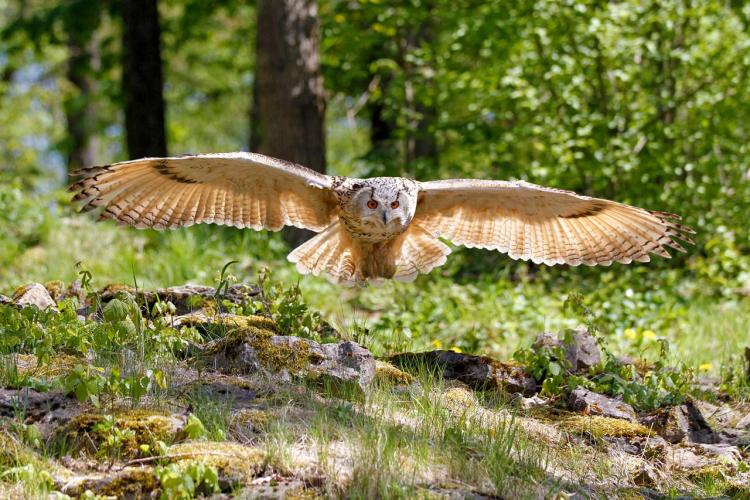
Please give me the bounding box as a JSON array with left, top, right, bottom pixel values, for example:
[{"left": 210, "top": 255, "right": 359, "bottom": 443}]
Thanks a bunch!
[{"left": 69, "top": 152, "right": 693, "bottom": 286}]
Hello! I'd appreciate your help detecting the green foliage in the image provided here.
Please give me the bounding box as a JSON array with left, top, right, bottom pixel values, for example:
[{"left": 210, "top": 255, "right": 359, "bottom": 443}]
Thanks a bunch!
[{"left": 156, "top": 461, "right": 220, "bottom": 500}]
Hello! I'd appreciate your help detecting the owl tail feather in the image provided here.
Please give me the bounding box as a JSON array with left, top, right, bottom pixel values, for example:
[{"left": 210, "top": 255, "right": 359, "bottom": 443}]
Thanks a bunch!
[{"left": 287, "top": 222, "right": 451, "bottom": 286}]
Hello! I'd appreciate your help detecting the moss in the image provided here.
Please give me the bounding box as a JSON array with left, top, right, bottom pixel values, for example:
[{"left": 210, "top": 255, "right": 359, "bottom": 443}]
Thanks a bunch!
[
  {"left": 559, "top": 415, "right": 653, "bottom": 439},
  {"left": 62, "top": 410, "right": 182, "bottom": 459},
  {"left": 63, "top": 467, "right": 160, "bottom": 497},
  {"left": 375, "top": 360, "right": 414, "bottom": 386},
  {"left": 43, "top": 280, "right": 66, "bottom": 300},
  {"left": 441, "top": 385, "right": 478, "bottom": 411},
  {"left": 204, "top": 316, "right": 321, "bottom": 375},
  {"left": 16, "top": 353, "right": 81, "bottom": 379},
  {"left": 99, "top": 284, "right": 136, "bottom": 296},
  {"left": 166, "top": 441, "right": 265, "bottom": 486},
  {"left": 231, "top": 409, "right": 271, "bottom": 431},
  {"left": 11, "top": 284, "right": 33, "bottom": 300}
]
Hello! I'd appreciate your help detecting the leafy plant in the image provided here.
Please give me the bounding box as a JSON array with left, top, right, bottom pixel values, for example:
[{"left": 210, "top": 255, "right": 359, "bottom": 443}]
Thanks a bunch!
[{"left": 157, "top": 461, "right": 220, "bottom": 499}]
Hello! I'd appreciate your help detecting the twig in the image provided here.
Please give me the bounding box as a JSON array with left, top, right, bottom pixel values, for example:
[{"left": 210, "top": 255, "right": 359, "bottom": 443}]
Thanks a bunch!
[{"left": 117, "top": 451, "right": 235, "bottom": 470}]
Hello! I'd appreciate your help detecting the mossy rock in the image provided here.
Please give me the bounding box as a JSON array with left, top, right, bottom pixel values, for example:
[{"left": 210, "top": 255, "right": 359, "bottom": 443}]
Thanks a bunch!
[
  {"left": 16, "top": 353, "right": 81, "bottom": 379},
  {"left": 60, "top": 410, "right": 186, "bottom": 459},
  {"left": 375, "top": 360, "right": 415, "bottom": 386},
  {"left": 559, "top": 415, "right": 653, "bottom": 439},
  {"left": 166, "top": 441, "right": 266, "bottom": 489},
  {"left": 59, "top": 467, "right": 159, "bottom": 498},
  {"left": 201, "top": 316, "right": 321, "bottom": 375},
  {"left": 230, "top": 408, "right": 271, "bottom": 433}
]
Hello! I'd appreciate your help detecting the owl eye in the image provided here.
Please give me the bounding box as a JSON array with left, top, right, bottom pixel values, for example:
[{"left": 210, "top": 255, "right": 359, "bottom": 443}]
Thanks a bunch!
[
  {"left": 390, "top": 201, "right": 400, "bottom": 209},
  {"left": 367, "top": 200, "right": 378, "bottom": 209}
]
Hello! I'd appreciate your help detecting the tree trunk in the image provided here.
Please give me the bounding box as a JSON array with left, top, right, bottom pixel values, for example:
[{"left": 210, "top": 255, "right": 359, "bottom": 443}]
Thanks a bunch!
[
  {"left": 122, "top": 0, "right": 167, "bottom": 159},
  {"left": 252, "top": 0, "right": 326, "bottom": 246},
  {"left": 65, "top": 33, "right": 99, "bottom": 170}
]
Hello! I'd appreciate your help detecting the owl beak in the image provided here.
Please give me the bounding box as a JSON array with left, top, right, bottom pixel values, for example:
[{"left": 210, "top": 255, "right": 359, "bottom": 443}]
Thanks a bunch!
[{"left": 381, "top": 211, "right": 389, "bottom": 225}]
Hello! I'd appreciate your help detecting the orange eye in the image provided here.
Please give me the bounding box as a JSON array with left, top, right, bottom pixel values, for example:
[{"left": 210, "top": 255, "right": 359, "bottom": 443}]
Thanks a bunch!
[
  {"left": 367, "top": 200, "right": 378, "bottom": 209},
  {"left": 390, "top": 201, "right": 400, "bottom": 209}
]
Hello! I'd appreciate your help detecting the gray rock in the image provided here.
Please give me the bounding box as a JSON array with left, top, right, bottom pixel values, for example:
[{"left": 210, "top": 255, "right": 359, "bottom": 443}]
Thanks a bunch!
[
  {"left": 532, "top": 326, "right": 601, "bottom": 372},
  {"left": 693, "top": 443, "right": 742, "bottom": 465},
  {"left": 99, "top": 283, "right": 262, "bottom": 315},
  {"left": 568, "top": 387, "right": 636, "bottom": 421},
  {"left": 388, "top": 350, "right": 537, "bottom": 395},
  {"left": 13, "top": 283, "right": 56, "bottom": 310},
  {"left": 0, "top": 388, "right": 84, "bottom": 440},
  {"left": 203, "top": 330, "right": 375, "bottom": 392},
  {"left": 639, "top": 400, "right": 719, "bottom": 444},
  {"left": 735, "top": 411, "right": 750, "bottom": 430}
]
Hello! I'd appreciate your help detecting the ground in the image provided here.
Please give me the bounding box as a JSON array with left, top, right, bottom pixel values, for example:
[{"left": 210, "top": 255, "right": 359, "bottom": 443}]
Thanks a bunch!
[{"left": 0, "top": 281, "right": 748, "bottom": 499}]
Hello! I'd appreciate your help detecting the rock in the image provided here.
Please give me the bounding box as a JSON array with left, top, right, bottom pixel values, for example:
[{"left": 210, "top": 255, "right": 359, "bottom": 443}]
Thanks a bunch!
[
  {"left": 12, "top": 283, "right": 56, "bottom": 310},
  {"left": 734, "top": 411, "right": 750, "bottom": 430},
  {"left": 638, "top": 400, "right": 719, "bottom": 444},
  {"left": 388, "top": 350, "right": 536, "bottom": 395},
  {"left": 511, "top": 394, "right": 550, "bottom": 410},
  {"left": 200, "top": 316, "right": 375, "bottom": 391},
  {"left": 60, "top": 411, "right": 187, "bottom": 458},
  {"left": 192, "top": 381, "right": 257, "bottom": 409},
  {"left": 568, "top": 388, "right": 636, "bottom": 421},
  {"left": 532, "top": 327, "right": 601, "bottom": 372},
  {"left": 56, "top": 467, "right": 159, "bottom": 497},
  {"left": 99, "top": 283, "right": 262, "bottom": 315},
  {"left": 0, "top": 388, "right": 86, "bottom": 441},
  {"left": 694, "top": 443, "right": 742, "bottom": 465},
  {"left": 0, "top": 294, "right": 11, "bottom": 306},
  {"left": 166, "top": 441, "right": 265, "bottom": 490},
  {"left": 560, "top": 415, "right": 651, "bottom": 438},
  {"left": 632, "top": 464, "right": 660, "bottom": 487}
]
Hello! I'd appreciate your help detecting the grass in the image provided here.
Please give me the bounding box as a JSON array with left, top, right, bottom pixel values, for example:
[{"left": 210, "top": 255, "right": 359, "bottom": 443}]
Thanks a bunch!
[{"left": 1, "top": 186, "right": 750, "bottom": 497}]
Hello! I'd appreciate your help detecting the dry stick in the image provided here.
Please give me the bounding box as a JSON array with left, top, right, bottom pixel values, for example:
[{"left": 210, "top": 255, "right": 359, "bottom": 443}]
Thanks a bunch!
[{"left": 117, "top": 451, "right": 236, "bottom": 470}]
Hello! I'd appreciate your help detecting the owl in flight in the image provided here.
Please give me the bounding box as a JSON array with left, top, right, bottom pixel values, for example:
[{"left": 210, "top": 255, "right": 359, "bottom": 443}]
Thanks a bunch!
[{"left": 70, "top": 152, "right": 693, "bottom": 286}]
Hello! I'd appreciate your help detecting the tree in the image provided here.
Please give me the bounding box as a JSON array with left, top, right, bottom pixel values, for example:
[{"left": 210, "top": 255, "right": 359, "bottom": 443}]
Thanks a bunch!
[
  {"left": 63, "top": 5, "right": 101, "bottom": 170},
  {"left": 252, "top": 0, "right": 326, "bottom": 174},
  {"left": 122, "top": 0, "right": 167, "bottom": 159},
  {"left": 252, "top": 0, "right": 326, "bottom": 245}
]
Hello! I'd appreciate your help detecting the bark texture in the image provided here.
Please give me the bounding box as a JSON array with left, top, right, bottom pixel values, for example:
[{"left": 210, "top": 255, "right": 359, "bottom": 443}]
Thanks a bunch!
[{"left": 122, "top": 0, "right": 167, "bottom": 159}]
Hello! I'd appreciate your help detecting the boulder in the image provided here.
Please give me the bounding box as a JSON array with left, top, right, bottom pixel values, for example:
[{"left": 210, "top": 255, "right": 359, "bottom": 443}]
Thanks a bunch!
[
  {"left": 200, "top": 317, "right": 375, "bottom": 391},
  {"left": 0, "top": 388, "right": 86, "bottom": 440},
  {"left": 638, "top": 399, "right": 719, "bottom": 444},
  {"left": 388, "top": 350, "right": 537, "bottom": 395},
  {"left": 12, "top": 283, "right": 56, "bottom": 310},
  {"left": 532, "top": 327, "right": 601, "bottom": 372},
  {"left": 99, "top": 283, "right": 262, "bottom": 315},
  {"left": 568, "top": 387, "right": 636, "bottom": 422}
]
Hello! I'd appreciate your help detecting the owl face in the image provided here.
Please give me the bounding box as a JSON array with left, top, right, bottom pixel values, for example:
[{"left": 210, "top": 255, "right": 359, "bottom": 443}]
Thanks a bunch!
[{"left": 345, "top": 178, "right": 417, "bottom": 234}]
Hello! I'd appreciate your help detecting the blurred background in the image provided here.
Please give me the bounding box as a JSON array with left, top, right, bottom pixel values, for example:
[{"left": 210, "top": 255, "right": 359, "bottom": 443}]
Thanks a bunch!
[{"left": 1, "top": 0, "right": 749, "bottom": 370}]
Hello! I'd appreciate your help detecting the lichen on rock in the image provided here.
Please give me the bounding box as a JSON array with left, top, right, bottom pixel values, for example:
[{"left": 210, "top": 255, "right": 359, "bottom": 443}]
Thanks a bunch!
[
  {"left": 60, "top": 410, "right": 186, "bottom": 459},
  {"left": 559, "top": 414, "right": 653, "bottom": 439},
  {"left": 375, "top": 360, "right": 415, "bottom": 386},
  {"left": 165, "top": 441, "right": 266, "bottom": 489}
]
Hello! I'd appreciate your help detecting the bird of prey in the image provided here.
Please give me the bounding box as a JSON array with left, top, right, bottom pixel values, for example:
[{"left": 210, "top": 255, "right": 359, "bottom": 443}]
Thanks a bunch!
[{"left": 69, "top": 152, "right": 693, "bottom": 285}]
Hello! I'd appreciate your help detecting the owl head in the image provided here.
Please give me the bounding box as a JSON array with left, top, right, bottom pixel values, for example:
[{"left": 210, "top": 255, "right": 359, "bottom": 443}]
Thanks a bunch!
[{"left": 345, "top": 178, "right": 418, "bottom": 231}]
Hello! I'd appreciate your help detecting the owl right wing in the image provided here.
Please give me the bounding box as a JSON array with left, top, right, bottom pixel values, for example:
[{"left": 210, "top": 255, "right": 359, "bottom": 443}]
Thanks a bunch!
[
  {"left": 69, "top": 152, "right": 339, "bottom": 232},
  {"left": 413, "top": 179, "right": 694, "bottom": 266}
]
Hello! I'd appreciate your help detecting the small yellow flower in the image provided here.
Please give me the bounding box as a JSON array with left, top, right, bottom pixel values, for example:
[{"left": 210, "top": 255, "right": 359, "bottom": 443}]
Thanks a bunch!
[
  {"left": 431, "top": 339, "right": 443, "bottom": 349},
  {"left": 699, "top": 363, "right": 713, "bottom": 372},
  {"left": 449, "top": 346, "right": 463, "bottom": 353},
  {"left": 623, "top": 328, "right": 637, "bottom": 340},
  {"left": 642, "top": 330, "right": 657, "bottom": 341}
]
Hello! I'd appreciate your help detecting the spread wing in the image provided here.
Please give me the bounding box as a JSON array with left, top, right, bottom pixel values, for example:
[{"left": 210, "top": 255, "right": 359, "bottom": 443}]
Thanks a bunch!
[
  {"left": 69, "top": 152, "right": 339, "bottom": 232},
  {"left": 414, "top": 179, "right": 694, "bottom": 266}
]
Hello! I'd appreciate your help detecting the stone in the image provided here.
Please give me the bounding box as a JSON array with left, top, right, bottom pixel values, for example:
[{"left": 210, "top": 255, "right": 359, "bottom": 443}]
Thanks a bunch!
[
  {"left": 0, "top": 388, "right": 85, "bottom": 441},
  {"left": 12, "top": 283, "right": 56, "bottom": 310},
  {"left": 694, "top": 443, "right": 742, "bottom": 465},
  {"left": 532, "top": 327, "right": 601, "bottom": 372},
  {"left": 0, "top": 294, "right": 11, "bottom": 306},
  {"left": 56, "top": 467, "right": 159, "bottom": 497},
  {"left": 638, "top": 400, "right": 719, "bottom": 444},
  {"left": 511, "top": 394, "right": 550, "bottom": 410},
  {"left": 735, "top": 412, "right": 750, "bottom": 430},
  {"left": 201, "top": 319, "right": 375, "bottom": 391},
  {"left": 568, "top": 388, "right": 636, "bottom": 421},
  {"left": 99, "top": 283, "right": 262, "bottom": 315},
  {"left": 632, "top": 464, "right": 660, "bottom": 487},
  {"left": 388, "top": 350, "right": 537, "bottom": 395}
]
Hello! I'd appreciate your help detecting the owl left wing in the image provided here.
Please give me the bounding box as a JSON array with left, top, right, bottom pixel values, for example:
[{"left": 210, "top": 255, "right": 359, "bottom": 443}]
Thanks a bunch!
[{"left": 413, "top": 179, "right": 694, "bottom": 266}]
